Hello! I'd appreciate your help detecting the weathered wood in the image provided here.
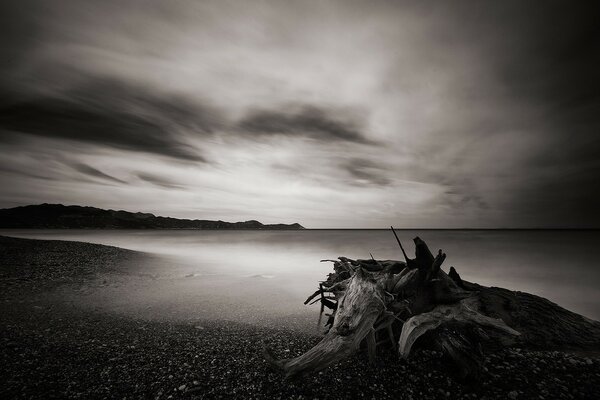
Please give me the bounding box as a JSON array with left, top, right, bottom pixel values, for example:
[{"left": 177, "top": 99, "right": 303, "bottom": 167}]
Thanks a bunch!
[
  {"left": 263, "top": 235, "right": 550, "bottom": 381},
  {"left": 437, "top": 326, "right": 484, "bottom": 380},
  {"left": 398, "top": 299, "right": 520, "bottom": 358},
  {"left": 392, "top": 268, "right": 419, "bottom": 295},
  {"left": 304, "top": 288, "right": 322, "bottom": 305},
  {"left": 264, "top": 268, "right": 386, "bottom": 377},
  {"left": 448, "top": 266, "right": 465, "bottom": 289},
  {"left": 413, "top": 236, "right": 435, "bottom": 271},
  {"left": 426, "top": 249, "right": 446, "bottom": 282},
  {"left": 391, "top": 226, "right": 412, "bottom": 266}
]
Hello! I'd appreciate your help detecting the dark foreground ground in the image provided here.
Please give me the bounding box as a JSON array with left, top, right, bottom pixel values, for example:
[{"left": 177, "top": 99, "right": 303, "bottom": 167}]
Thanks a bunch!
[{"left": 1, "top": 235, "right": 599, "bottom": 399}]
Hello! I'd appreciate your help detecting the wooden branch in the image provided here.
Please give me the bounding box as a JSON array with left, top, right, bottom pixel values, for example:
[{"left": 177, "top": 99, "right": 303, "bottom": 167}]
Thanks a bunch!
[
  {"left": 413, "top": 236, "right": 435, "bottom": 271},
  {"left": 391, "top": 268, "right": 419, "bottom": 294},
  {"left": 305, "top": 278, "right": 349, "bottom": 304},
  {"left": 321, "top": 298, "right": 337, "bottom": 310},
  {"left": 426, "top": 249, "right": 446, "bottom": 282},
  {"left": 266, "top": 269, "right": 386, "bottom": 377},
  {"left": 386, "top": 266, "right": 408, "bottom": 292},
  {"left": 308, "top": 296, "right": 336, "bottom": 305},
  {"left": 390, "top": 226, "right": 411, "bottom": 265},
  {"left": 304, "top": 288, "right": 322, "bottom": 305},
  {"left": 448, "top": 266, "right": 466, "bottom": 289},
  {"left": 319, "top": 283, "right": 326, "bottom": 316}
]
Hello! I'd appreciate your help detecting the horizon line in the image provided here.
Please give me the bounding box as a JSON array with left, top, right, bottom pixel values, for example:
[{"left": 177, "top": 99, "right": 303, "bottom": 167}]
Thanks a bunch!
[{"left": 2, "top": 203, "right": 599, "bottom": 230}]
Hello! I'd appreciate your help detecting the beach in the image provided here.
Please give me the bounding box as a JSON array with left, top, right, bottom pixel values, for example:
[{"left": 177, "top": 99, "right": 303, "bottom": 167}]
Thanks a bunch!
[{"left": 1, "top": 235, "right": 599, "bottom": 399}]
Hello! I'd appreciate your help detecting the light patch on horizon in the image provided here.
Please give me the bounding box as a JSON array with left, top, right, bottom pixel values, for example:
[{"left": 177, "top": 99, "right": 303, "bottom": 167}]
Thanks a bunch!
[{"left": 0, "top": 0, "right": 598, "bottom": 228}]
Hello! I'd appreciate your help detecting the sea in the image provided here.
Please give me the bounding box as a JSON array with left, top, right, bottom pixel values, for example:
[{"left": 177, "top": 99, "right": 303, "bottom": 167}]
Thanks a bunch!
[{"left": 2, "top": 229, "right": 599, "bottom": 327}]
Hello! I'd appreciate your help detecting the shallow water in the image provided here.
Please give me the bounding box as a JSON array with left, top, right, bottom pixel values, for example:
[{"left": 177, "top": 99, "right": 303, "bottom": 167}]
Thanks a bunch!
[{"left": 2, "top": 229, "right": 599, "bottom": 322}]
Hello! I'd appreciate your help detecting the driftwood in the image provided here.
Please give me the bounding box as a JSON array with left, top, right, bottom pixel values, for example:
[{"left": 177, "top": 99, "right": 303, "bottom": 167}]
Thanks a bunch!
[
  {"left": 263, "top": 230, "right": 515, "bottom": 379},
  {"left": 264, "top": 229, "right": 600, "bottom": 380}
]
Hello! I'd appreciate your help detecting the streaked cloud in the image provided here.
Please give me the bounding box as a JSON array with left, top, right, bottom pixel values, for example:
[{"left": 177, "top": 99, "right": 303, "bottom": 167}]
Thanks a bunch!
[
  {"left": 70, "top": 162, "right": 128, "bottom": 185},
  {"left": 0, "top": 0, "right": 597, "bottom": 227},
  {"left": 238, "top": 105, "right": 374, "bottom": 144},
  {"left": 342, "top": 158, "right": 392, "bottom": 187},
  {"left": 0, "top": 77, "right": 222, "bottom": 162},
  {"left": 137, "top": 173, "right": 185, "bottom": 190}
]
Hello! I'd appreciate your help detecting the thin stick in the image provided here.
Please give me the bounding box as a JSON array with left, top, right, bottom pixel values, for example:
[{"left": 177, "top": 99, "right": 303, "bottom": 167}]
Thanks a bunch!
[
  {"left": 317, "top": 284, "right": 324, "bottom": 327},
  {"left": 390, "top": 226, "right": 410, "bottom": 263},
  {"left": 319, "top": 283, "right": 325, "bottom": 320}
]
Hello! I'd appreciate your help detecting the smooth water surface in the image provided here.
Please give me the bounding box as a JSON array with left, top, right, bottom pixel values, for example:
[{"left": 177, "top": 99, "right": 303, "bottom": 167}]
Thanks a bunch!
[{"left": 2, "top": 229, "right": 599, "bottom": 323}]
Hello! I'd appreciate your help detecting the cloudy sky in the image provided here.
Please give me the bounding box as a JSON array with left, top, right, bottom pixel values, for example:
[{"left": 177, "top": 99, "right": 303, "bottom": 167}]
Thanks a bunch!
[{"left": 0, "top": 0, "right": 598, "bottom": 228}]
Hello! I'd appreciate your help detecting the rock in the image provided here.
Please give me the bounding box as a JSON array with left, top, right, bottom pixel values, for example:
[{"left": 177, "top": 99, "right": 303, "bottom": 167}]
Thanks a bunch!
[
  {"left": 508, "top": 390, "right": 518, "bottom": 399},
  {"left": 178, "top": 384, "right": 186, "bottom": 391}
]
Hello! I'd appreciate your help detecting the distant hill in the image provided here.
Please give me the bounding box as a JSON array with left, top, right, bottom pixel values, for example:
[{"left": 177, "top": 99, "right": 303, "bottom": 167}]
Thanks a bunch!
[{"left": 0, "top": 204, "right": 305, "bottom": 230}]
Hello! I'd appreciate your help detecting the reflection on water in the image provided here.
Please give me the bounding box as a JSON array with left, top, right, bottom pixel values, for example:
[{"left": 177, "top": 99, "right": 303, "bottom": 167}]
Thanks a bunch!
[{"left": 2, "top": 229, "right": 599, "bottom": 321}]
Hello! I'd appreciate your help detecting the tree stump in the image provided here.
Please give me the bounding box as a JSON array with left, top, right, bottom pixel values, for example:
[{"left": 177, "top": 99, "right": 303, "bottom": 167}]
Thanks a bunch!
[{"left": 264, "top": 230, "right": 600, "bottom": 380}]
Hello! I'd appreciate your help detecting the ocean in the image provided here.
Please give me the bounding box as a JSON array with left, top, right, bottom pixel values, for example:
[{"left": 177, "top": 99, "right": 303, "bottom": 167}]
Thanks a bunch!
[{"left": 2, "top": 229, "right": 599, "bottom": 324}]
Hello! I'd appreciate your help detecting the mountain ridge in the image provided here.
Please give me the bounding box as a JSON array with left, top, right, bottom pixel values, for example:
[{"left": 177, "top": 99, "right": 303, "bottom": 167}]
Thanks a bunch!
[{"left": 0, "top": 204, "right": 305, "bottom": 230}]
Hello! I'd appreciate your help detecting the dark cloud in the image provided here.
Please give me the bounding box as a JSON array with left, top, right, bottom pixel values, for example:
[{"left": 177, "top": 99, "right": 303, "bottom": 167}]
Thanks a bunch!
[
  {"left": 415, "top": 1, "right": 600, "bottom": 113},
  {"left": 70, "top": 162, "right": 127, "bottom": 185},
  {"left": 486, "top": 2, "right": 599, "bottom": 115},
  {"left": 419, "top": 1, "right": 600, "bottom": 227},
  {"left": 137, "top": 173, "right": 184, "bottom": 189},
  {"left": 343, "top": 158, "right": 391, "bottom": 187},
  {"left": 0, "top": 77, "right": 222, "bottom": 162},
  {"left": 418, "top": 6, "right": 598, "bottom": 192},
  {"left": 0, "top": 1, "right": 40, "bottom": 93},
  {"left": 238, "top": 105, "right": 374, "bottom": 144},
  {"left": 511, "top": 149, "right": 600, "bottom": 228},
  {"left": 0, "top": 0, "right": 599, "bottom": 227},
  {"left": 508, "top": 170, "right": 600, "bottom": 229}
]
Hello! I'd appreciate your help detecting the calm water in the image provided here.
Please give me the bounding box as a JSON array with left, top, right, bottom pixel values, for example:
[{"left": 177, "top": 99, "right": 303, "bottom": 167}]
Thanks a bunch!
[{"left": 2, "top": 229, "right": 599, "bottom": 323}]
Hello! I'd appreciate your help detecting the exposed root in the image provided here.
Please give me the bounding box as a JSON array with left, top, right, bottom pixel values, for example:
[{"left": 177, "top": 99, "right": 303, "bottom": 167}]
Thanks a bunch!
[{"left": 262, "top": 231, "right": 577, "bottom": 381}]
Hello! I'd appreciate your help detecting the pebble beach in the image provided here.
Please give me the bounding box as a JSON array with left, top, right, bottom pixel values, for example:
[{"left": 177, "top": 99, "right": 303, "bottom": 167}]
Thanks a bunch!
[{"left": 1, "top": 236, "right": 599, "bottom": 399}]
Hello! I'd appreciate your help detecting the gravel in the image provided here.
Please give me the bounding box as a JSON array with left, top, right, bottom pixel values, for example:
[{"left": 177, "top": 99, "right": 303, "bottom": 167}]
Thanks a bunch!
[{"left": 1, "top": 235, "right": 599, "bottom": 399}]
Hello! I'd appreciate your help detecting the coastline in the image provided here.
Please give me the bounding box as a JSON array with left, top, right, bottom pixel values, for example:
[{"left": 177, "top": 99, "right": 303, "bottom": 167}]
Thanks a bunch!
[{"left": 1, "top": 235, "right": 599, "bottom": 399}]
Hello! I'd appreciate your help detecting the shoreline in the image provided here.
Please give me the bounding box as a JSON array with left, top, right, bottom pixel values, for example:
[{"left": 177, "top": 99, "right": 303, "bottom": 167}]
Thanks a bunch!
[{"left": 1, "top": 235, "right": 599, "bottom": 399}]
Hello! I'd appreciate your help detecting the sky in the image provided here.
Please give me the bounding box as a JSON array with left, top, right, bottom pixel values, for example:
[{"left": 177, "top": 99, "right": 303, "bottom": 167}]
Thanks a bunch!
[{"left": 0, "top": 0, "right": 598, "bottom": 228}]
